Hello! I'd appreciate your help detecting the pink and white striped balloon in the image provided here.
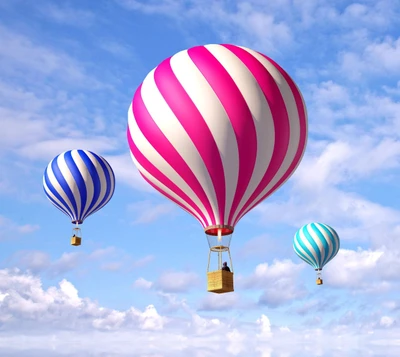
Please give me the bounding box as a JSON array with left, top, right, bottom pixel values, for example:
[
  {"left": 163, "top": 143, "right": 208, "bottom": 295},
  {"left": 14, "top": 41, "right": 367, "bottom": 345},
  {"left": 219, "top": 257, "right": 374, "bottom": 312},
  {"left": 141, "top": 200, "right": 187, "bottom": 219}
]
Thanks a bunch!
[{"left": 127, "top": 44, "right": 307, "bottom": 236}]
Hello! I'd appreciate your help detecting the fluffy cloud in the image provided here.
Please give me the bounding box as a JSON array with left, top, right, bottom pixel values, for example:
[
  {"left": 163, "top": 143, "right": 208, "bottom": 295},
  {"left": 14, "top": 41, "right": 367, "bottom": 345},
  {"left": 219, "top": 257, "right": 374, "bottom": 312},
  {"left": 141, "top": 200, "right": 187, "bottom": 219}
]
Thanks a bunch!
[
  {"left": 0, "top": 215, "right": 39, "bottom": 241},
  {"left": 4, "top": 247, "right": 153, "bottom": 277},
  {"left": 0, "top": 268, "right": 397, "bottom": 355},
  {"left": 339, "top": 36, "right": 400, "bottom": 80},
  {"left": 238, "top": 259, "right": 307, "bottom": 307},
  {"left": 127, "top": 200, "right": 177, "bottom": 224},
  {"left": 323, "top": 246, "right": 400, "bottom": 293},
  {"left": 134, "top": 277, "right": 153, "bottom": 289},
  {"left": 155, "top": 270, "right": 200, "bottom": 293},
  {"left": 198, "top": 292, "right": 241, "bottom": 311}
]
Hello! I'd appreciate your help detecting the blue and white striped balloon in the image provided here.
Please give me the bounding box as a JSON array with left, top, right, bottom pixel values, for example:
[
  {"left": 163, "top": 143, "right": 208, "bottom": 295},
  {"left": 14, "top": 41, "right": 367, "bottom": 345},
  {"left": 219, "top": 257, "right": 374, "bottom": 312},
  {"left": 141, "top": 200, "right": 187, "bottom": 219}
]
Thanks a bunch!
[
  {"left": 293, "top": 223, "right": 340, "bottom": 270},
  {"left": 43, "top": 150, "right": 115, "bottom": 224}
]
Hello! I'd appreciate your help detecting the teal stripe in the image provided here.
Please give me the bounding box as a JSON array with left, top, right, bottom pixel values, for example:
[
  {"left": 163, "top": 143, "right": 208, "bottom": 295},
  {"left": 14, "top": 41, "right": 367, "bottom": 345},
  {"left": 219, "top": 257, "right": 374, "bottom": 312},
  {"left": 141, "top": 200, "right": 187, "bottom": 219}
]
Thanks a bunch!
[
  {"left": 312, "top": 223, "right": 330, "bottom": 267},
  {"left": 303, "top": 225, "right": 322, "bottom": 268},
  {"left": 293, "top": 222, "right": 340, "bottom": 271},
  {"left": 323, "top": 224, "right": 339, "bottom": 265},
  {"left": 293, "top": 241, "right": 316, "bottom": 268},
  {"left": 295, "top": 230, "right": 319, "bottom": 269}
]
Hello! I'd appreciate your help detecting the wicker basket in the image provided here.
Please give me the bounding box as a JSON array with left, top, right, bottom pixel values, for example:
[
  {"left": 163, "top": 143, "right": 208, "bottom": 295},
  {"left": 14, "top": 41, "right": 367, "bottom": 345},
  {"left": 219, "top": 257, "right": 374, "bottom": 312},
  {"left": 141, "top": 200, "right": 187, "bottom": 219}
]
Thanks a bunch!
[
  {"left": 71, "top": 236, "right": 82, "bottom": 246},
  {"left": 207, "top": 270, "right": 234, "bottom": 293}
]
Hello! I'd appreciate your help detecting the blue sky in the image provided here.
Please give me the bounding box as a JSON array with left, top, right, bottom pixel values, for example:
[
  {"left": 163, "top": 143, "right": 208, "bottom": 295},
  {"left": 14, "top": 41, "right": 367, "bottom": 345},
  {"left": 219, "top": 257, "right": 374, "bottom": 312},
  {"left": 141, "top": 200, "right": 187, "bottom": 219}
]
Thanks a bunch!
[{"left": 1, "top": 0, "right": 400, "bottom": 355}]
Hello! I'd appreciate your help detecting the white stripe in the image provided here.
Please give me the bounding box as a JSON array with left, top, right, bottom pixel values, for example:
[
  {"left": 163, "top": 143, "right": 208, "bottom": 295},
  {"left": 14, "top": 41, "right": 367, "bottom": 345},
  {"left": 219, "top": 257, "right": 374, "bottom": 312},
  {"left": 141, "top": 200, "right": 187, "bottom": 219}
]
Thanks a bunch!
[
  {"left": 47, "top": 154, "right": 76, "bottom": 220},
  {"left": 58, "top": 152, "right": 81, "bottom": 218},
  {"left": 87, "top": 157, "right": 115, "bottom": 217},
  {"left": 233, "top": 47, "right": 304, "bottom": 224},
  {"left": 131, "top": 153, "right": 206, "bottom": 227},
  {"left": 315, "top": 223, "right": 333, "bottom": 265},
  {"left": 299, "top": 228, "right": 320, "bottom": 265},
  {"left": 324, "top": 224, "right": 340, "bottom": 263},
  {"left": 171, "top": 48, "right": 239, "bottom": 224},
  {"left": 205, "top": 44, "right": 276, "bottom": 223},
  {"left": 128, "top": 104, "right": 212, "bottom": 225},
  {"left": 83, "top": 151, "right": 107, "bottom": 218},
  {"left": 293, "top": 239, "right": 315, "bottom": 267},
  {"left": 71, "top": 150, "right": 93, "bottom": 219},
  {"left": 306, "top": 224, "right": 326, "bottom": 266},
  {"left": 141, "top": 67, "right": 219, "bottom": 225},
  {"left": 43, "top": 175, "right": 71, "bottom": 218}
]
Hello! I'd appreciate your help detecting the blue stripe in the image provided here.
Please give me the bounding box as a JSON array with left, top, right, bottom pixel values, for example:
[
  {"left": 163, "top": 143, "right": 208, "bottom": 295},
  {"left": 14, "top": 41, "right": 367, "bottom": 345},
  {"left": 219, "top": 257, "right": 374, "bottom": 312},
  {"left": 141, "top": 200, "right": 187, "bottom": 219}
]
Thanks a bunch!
[
  {"left": 51, "top": 154, "right": 78, "bottom": 219},
  {"left": 79, "top": 150, "right": 101, "bottom": 219},
  {"left": 43, "top": 150, "right": 115, "bottom": 224},
  {"left": 84, "top": 152, "right": 115, "bottom": 219},
  {"left": 43, "top": 166, "right": 75, "bottom": 221},
  {"left": 64, "top": 150, "right": 86, "bottom": 220},
  {"left": 43, "top": 183, "right": 71, "bottom": 218}
]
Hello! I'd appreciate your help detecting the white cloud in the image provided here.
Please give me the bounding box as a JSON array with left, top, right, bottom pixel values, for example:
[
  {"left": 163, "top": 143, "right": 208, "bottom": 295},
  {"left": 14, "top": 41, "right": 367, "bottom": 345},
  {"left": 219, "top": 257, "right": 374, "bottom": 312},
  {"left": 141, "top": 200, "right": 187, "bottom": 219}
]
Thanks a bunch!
[
  {"left": 256, "top": 314, "right": 272, "bottom": 340},
  {"left": 5, "top": 250, "right": 50, "bottom": 274},
  {"left": 106, "top": 153, "right": 155, "bottom": 192},
  {"left": 89, "top": 247, "right": 117, "bottom": 260},
  {"left": 339, "top": 36, "right": 400, "bottom": 79},
  {"left": 18, "top": 136, "right": 119, "bottom": 161},
  {"left": 134, "top": 277, "right": 153, "bottom": 289},
  {"left": 39, "top": 3, "right": 95, "bottom": 27},
  {"left": 295, "top": 299, "right": 340, "bottom": 316},
  {"left": 6, "top": 250, "right": 83, "bottom": 277},
  {"left": 226, "top": 328, "right": 246, "bottom": 355},
  {"left": 198, "top": 292, "right": 241, "bottom": 311},
  {"left": 0, "top": 268, "right": 167, "bottom": 331},
  {"left": 117, "top": 0, "right": 292, "bottom": 53},
  {"left": 237, "top": 259, "right": 307, "bottom": 307},
  {"left": 98, "top": 40, "right": 136, "bottom": 59},
  {"left": 155, "top": 270, "right": 200, "bottom": 293},
  {"left": 5, "top": 247, "right": 150, "bottom": 277},
  {"left": 0, "top": 215, "right": 40, "bottom": 241},
  {"left": 236, "top": 234, "right": 283, "bottom": 260},
  {"left": 0, "top": 25, "right": 97, "bottom": 85},
  {"left": 16, "top": 224, "right": 40, "bottom": 234},
  {"left": 0, "top": 269, "right": 398, "bottom": 355},
  {"left": 100, "top": 262, "right": 123, "bottom": 271},
  {"left": 132, "top": 255, "right": 155, "bottom": 268},
  {"left": 128, "top": 200, "right": 177, "bottom": 224},
  {"left": 323, "top": 247, "right": 400, "bottom": 292},
  {"left": 380, "top": 316, "right": 396, "bottom": 328}
]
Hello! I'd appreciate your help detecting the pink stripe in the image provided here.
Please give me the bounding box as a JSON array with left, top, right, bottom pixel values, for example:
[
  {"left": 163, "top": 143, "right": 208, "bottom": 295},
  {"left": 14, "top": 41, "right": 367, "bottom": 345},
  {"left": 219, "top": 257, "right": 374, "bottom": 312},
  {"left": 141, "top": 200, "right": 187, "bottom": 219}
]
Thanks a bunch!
[
  {"left": 188, "top": 46, "right": 257, "bottom": 226},
  {"left": 127, "top": 125, "right": 208, "bottom": 226},
  {"left": 132, "top": 82, "right": 216, "bottom": 226},
  {"left": 139, "top": 171, "right": 204, "bottom": 226},
  {"left": 222, "top": 45, "right": 291, "bottom": 225},
  {"left": 153, "top": 57, "right": 226, "bottom": 226},
  {"left": 234, "top": 53, "right": 308, "bottom": 225}
]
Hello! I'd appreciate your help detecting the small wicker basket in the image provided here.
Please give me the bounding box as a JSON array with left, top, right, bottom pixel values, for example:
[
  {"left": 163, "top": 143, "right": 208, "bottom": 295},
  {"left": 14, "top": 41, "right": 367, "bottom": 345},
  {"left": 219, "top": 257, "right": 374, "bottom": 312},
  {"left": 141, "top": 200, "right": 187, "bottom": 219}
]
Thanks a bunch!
[
  {"left": 71, "top": 235, "right": 82, "bottom": 246},
  {"left": 207, "top": 270, "right": 234, "bottom": 293}
]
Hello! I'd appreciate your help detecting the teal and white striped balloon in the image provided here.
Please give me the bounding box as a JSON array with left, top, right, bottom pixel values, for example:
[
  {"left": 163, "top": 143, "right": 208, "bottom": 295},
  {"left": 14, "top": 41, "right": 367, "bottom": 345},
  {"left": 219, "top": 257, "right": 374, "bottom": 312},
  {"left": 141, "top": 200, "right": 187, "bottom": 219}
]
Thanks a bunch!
[{"left": 293, "top": 223, "right": 340, "bottom": 271}]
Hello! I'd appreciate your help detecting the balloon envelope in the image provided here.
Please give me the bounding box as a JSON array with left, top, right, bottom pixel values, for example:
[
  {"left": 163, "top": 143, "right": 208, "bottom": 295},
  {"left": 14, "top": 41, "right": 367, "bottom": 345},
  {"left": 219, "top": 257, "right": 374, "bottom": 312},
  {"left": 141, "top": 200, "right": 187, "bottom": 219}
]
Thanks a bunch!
[
  {"left": 43, "top": 149, "right": 115, "bottom": 224},
  {"left": 127, "top": 44, "right": 307, "bottom": 234},
  {"left": 293, "top": 223, "right": 340, "bottom": 270}
]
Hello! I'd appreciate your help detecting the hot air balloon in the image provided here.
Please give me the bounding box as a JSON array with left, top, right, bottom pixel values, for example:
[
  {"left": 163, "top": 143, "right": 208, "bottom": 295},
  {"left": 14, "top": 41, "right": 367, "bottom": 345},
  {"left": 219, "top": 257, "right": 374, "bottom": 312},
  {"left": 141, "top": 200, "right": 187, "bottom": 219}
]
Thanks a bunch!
[
  {"left": 127, "top": 44, "right": 308, "bottom": 293},
  {"left": 43, "top": 149, "right": 115, "bottom": 246},
  {"left": 293, "top": 223, "right": 340, "bottom": 285}
]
